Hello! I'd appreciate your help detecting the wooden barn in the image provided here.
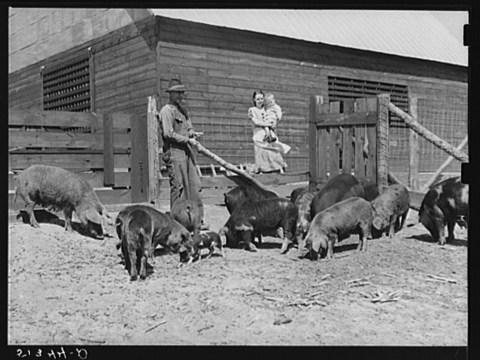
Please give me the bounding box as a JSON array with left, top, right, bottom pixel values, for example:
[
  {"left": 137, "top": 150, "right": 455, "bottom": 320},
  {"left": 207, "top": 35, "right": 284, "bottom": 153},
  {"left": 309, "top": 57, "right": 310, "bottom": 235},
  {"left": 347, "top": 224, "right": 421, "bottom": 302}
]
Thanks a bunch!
[{"left": 8, "top": 9, "right": 468, "bottom": 206}]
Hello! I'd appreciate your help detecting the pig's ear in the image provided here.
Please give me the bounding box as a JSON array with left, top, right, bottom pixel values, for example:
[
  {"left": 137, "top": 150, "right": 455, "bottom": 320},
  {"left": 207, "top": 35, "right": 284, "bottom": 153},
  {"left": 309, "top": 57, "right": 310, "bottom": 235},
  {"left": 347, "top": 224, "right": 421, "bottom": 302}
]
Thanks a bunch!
[
  {"left": 86, "top": 208, "right": 103, "bottom": 225},
  {"left": 372, "top": 217, "right": 383, "bottom": 230}
]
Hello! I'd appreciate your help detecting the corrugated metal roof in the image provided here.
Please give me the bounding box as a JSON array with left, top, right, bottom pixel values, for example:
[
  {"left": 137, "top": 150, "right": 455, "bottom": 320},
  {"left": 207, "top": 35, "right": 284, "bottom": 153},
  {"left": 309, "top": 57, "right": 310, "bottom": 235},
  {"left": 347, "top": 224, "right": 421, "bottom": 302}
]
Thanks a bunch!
[{"left": 151, "top": 9, "right": 468, "bottom": 66}]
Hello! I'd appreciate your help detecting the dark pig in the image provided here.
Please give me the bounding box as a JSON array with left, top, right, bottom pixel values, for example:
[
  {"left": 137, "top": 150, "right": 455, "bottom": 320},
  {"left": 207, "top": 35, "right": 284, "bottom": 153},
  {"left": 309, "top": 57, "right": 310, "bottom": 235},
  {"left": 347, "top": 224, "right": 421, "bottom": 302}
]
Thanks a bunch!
[
  {"left": 115, "top": 204, "right": 193, "bottom": 263},
  {"left": 192, "top": 231, "right": 225, "bottom": 261},
  {"left": 311, "top": 173, "right": 364, "bottom": 218},
  {"left": 371, "top": 184, "right": 410, "bottom": 238},
  {"left": 121, "top": 208, "right": 154, "bottom": 281},
  {"left": 359, "top": 179, "right": 380, "bottom": 201},
  {"left": 13, "top": 164, "right": 111, "bottom": 239},
  {"left": 304, "top": 197, "right": 373, "bottom": 260},
  {"left": 294, "top": 190, "right": 316, "bottom": 248},
  {"left": 219, "top": 198, "right": 298, "bottom": 253},
  {"left": 290, "top": 186, "right": 308, "bottom": 204},
  {"left": 171, "top": 198, "right": 203, "bottom": 237},
  {"left": 224, "top": 185, "right": 277, "bottom": 214},
  {"left": 419, "top": 177, "right": 468, "bottom": 245},
  {"left": 290, "top": 181, "right": 321, "bottom": 204}
]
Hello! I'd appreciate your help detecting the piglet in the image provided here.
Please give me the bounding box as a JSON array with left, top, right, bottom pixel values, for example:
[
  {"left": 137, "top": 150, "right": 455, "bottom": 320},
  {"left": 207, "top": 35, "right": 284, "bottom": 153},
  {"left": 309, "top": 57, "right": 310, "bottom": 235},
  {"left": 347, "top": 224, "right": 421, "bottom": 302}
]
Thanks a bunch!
[{"left": 192, "top": 231, "right": 225, "bottom": 261}]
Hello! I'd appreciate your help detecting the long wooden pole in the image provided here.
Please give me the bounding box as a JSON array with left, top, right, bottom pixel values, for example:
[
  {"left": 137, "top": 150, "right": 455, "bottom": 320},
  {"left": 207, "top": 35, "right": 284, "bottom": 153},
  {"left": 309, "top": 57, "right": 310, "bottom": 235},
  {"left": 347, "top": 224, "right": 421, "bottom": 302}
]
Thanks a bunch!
[
  {"left": 421, "top": 136, "right": 468, "bottom": 191},
  {"left": 388, "top": 102, "right": 468, "bottom": 162},
  {"left": 194, "top": 142, "right": 278, "bottom": 195}
]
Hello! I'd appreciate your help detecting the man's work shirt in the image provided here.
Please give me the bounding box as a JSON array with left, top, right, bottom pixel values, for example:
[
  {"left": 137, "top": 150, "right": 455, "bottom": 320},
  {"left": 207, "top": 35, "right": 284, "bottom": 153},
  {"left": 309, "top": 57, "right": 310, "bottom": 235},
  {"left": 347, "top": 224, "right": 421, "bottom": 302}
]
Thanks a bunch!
[{"left": 159, "top": 103, "right": 193, "bottom": 155}]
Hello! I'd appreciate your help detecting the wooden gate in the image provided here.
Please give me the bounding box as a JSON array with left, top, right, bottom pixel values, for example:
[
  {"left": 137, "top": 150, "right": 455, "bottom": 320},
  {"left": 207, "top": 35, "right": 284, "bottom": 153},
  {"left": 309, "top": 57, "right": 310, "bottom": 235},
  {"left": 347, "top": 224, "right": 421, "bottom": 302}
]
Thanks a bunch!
[
  {"left": 309, "top": 94, "right": 390, "bottom": 188},
  {"left": 8, "top": 109, "right": 152, "bottom": 209}
]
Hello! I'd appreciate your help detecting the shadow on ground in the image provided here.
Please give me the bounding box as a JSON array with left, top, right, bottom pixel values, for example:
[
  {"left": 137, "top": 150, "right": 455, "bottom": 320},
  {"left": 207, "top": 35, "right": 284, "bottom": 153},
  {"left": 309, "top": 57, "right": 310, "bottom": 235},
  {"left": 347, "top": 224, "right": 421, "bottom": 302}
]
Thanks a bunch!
[
  {"left": 408, "top": 233, "right": 468, "bottom": 247},
  {"left": 16, "top": 209, "right": 98, "bottom": 239}
]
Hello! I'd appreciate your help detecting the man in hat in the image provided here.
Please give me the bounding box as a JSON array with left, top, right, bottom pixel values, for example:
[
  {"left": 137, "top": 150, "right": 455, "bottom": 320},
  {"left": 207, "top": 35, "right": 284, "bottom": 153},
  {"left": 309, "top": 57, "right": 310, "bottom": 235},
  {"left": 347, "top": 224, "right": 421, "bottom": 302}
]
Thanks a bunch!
[{"left": 158, "top": 78, "right": 206, "bottom": 225}]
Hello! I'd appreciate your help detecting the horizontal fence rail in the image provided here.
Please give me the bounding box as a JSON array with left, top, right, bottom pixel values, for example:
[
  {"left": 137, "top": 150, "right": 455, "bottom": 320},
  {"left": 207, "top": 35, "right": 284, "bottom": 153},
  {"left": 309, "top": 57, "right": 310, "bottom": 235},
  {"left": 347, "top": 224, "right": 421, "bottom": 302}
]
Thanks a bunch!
[{"left": 8, "top": 109, "right": 135, "bottom": 207}]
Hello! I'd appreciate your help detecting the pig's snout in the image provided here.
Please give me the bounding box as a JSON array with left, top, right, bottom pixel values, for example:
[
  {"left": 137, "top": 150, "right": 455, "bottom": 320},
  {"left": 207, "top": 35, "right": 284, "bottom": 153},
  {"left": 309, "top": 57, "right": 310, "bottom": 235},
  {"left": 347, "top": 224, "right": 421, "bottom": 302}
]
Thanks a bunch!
[
  {"left": 304, "top": 235, "right": 324, "bottom": 261},
  {"left": 88, "top": 221, "right": 105, "bottom": 240}
]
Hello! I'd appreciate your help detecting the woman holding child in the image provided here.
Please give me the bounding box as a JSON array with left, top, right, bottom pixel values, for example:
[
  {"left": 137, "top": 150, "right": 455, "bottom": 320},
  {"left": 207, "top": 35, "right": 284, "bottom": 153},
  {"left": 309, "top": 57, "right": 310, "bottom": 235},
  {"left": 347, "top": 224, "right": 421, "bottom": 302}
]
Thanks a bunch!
[{"left": 248, "top": 90, "right": 291, "bottom": 174}]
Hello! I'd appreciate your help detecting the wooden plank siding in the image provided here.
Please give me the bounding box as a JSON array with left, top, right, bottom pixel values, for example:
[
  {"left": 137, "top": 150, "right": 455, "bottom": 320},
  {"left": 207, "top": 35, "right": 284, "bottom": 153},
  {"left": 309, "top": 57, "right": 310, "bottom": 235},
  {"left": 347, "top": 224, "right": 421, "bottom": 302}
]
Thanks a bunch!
[
  {"left": 156, "top": 16, "right": 466, "bottom": 83},
  {"left": 8, "top": 65, "right": 44, "bottom": 110},
  {"left": 156, "top": 40, "right": 319, "bottom": 172}
]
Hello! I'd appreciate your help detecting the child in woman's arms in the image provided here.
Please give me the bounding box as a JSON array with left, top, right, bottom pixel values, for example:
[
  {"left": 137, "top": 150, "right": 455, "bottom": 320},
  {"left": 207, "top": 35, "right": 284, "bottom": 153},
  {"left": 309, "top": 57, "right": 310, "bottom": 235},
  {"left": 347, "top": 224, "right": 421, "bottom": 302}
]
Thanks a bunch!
[{"left": 263, "top": 93, "right": 282, "bottom": 143}]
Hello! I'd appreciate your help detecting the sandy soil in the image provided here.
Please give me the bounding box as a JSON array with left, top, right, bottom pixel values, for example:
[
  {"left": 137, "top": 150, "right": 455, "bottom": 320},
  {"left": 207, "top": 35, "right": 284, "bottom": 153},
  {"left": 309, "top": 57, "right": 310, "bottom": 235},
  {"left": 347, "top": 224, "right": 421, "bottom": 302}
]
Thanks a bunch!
[{"left": 8, "top": 194, "right": 468, "bottom": 346}]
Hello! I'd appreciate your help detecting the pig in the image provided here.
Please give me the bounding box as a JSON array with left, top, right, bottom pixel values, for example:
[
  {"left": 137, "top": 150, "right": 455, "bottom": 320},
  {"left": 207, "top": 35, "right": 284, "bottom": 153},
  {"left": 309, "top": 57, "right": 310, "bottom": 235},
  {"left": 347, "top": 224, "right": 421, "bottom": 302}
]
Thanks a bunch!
[
  {"left": 371, "top": 184, "right": 410, "bottom": 238},
  {"left": 290, "top": 181, "right": 321, "bottom": 203},
  {"left": 290, "top": 186, "right": 308, "bottom": 204},
  {"left": 13, "top": 164, "right": 111, "bottom": 239},
  {"left": 115, "top": 204, "right": 193, "bottom": 263},
  {"left": 170, "top": 198, "right": 203, "bottom": 237},
  {"left": 311, "top": 173, "right": 365, "bottom": 218},
  {"left": 294, "top": 190, "right": 316, "bottom": 249},
  {"left": 219, "top": 197, "right": 298, "bottom": 253},
  {"left": 303, "top": 197, "right": 373, "bottom": 260},
  {"left": 359, "top": 179, "right": 380, "bottom": 201},
  {"left": 192, "top": 231, "right": 225, "bottom": 261},
  {"left": 419, "top": 177, "right": 468, "bottom": 245},
  {"left": 224, "top": 185, "right": 277, "bottom": 214},
  {"left": 121, "top": 208, "right": 154, "bottom": 281}
]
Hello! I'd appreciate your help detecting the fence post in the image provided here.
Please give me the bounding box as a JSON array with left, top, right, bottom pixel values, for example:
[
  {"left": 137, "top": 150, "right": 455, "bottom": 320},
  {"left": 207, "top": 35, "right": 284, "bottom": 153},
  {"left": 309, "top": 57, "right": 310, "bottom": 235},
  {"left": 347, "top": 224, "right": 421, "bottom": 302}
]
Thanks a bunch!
[
  {"left": 376, "top": 94, "right": 390, "bottom": 192},
  {"left": 147, "top": 96, "right": 161, "bottom": 204},
  {"left": 408, "top": 97, "right": 419, "bottom": 190},
  {"left": 102, "top": 112, "right": 115, "bottom": 186},
  {"left": 309, "top": 95, "right": 323, "bottom": 185},
  {"left": 130, "top": 113, "right": 149, "bottom": 203}
]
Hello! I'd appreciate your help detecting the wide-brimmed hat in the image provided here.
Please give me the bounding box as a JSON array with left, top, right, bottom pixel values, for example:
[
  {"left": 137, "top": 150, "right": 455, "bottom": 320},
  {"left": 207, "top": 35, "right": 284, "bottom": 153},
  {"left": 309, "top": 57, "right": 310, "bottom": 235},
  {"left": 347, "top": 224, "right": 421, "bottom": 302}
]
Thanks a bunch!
[{"left": 166, "top": 78, "right": 186, "bottom": 92}]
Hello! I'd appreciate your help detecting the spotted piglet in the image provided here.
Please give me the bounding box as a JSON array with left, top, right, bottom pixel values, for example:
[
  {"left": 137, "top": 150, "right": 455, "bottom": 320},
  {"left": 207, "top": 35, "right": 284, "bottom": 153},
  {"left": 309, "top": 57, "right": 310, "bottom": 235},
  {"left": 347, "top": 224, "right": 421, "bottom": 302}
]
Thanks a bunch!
[{"left": 192, "top": 231, "right": 225, "bottom": 261}]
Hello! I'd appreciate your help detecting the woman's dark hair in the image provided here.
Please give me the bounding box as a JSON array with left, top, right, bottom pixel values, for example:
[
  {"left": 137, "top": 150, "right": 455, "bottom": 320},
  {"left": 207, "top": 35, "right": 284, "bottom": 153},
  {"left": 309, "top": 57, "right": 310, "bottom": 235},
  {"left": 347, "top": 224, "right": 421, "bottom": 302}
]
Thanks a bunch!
[{"left": 252, "top": 90, "right": 265, "bottom": 106}]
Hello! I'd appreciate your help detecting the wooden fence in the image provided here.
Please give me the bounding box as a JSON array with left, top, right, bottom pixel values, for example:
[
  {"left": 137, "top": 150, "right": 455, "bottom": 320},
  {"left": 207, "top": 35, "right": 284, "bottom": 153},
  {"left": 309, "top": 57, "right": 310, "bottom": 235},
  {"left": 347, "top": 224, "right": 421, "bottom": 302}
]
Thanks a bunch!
[
  {"left": 8, "top": 106, "right": 310, "bottom": 211},
  {"left": 309, "top": 94, "right": 390, "bottom": 190},
  {"left": 8, "top": 109, "right": 139, "bottom": 209}
]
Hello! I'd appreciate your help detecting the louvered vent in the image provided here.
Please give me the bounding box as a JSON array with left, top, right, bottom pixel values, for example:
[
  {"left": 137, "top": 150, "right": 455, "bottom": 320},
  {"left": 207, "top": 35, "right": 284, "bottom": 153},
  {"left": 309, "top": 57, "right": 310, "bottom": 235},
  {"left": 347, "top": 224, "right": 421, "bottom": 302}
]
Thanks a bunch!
[
  {"left": 328, "top": 76, "right": 409, "bottom": 128},
  {"left": 43, "top": 55, "right": 91, "bottom": 112}
]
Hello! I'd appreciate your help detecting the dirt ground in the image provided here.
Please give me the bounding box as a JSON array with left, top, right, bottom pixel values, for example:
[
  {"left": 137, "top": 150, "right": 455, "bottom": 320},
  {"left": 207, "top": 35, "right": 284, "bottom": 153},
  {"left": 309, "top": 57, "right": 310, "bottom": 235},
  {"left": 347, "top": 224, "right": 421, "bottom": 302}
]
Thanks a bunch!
[{"left": 8, "top": 188, "right": 468, "bottom": 346}]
